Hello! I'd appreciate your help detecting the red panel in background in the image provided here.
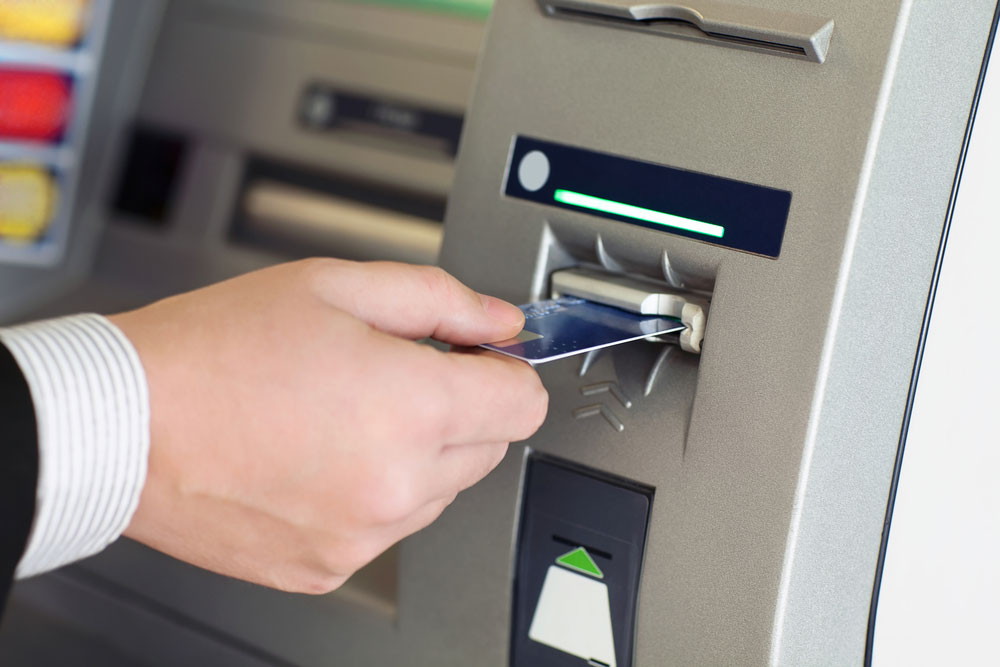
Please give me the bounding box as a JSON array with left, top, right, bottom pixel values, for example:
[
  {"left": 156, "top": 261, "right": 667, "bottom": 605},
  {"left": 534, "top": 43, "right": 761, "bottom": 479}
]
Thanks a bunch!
[{"left": 0, "top": 69, "right": 73, "bottom": 142}]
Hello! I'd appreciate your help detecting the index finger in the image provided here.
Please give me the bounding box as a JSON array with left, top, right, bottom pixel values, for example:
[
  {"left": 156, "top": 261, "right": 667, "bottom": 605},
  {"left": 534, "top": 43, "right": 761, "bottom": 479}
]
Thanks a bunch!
[{"left": 311, "top": 261, "right": 525, "bottom": 346}]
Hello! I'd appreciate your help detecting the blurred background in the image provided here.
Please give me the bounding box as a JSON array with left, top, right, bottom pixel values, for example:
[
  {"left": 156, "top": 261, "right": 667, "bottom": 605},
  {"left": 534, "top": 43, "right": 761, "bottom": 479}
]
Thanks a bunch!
[
  {"left": 0, "top": 1, "right": 490, "bottom": 662},
  {"left": 0, "top": 0, "right": 491, "bottom": 323}
]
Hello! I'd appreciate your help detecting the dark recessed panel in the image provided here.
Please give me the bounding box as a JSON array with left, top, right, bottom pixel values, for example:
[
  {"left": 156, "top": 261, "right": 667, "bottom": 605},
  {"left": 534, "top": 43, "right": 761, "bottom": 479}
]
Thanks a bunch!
[
  {"left": 298, "top": 84, "right": 464, "bottom": 156},
  {"left": 112, "top": 125, "right": 188, "bottom": 226},
  {"left": 511, "top": 454, "right": 653, "bottom": 667}
]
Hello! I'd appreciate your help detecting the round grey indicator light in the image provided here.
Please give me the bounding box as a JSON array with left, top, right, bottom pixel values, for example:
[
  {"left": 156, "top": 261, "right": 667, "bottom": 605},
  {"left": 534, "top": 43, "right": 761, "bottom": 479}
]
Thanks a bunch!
[
  {"left": 303, "top": 91, "right": 335, "bottom": 126},
  {"left": 517, "top": 150, "right": 550, "bottom": 192}
]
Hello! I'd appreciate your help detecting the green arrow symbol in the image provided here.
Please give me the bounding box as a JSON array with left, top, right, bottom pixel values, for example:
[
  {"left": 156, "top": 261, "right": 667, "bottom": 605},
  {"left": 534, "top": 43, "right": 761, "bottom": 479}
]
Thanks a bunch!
[{"left": 555, "top": 547, "right": 604, "bottom": 579}]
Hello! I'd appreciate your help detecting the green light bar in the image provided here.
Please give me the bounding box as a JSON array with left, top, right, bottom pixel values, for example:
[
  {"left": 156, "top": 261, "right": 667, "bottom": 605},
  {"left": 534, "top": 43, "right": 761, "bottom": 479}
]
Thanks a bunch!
[
  {"left": 553, "top": 189, "right": 725, "bottom": 239},
  {"left": 343, "top": 0, "right": 493, "bottom": 19}
]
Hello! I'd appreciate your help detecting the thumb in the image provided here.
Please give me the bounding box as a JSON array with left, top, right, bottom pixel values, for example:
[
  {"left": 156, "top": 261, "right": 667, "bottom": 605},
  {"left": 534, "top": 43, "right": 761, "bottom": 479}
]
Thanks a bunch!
[{"left": 313, "top": 261, "right": 525, "bottom": 345}]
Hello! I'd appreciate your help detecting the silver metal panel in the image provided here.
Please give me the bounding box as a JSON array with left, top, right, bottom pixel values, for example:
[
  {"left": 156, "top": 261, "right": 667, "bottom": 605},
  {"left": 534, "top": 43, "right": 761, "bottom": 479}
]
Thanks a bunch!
[
  {"left": 871, "top": 13, "right": 1000, "bottom": 664},
  {"left": 771, "top": 1, "right": 999, "bottom": 664},
  {"left": 438, "top": 0, "right": 996, "bottom": 664}
]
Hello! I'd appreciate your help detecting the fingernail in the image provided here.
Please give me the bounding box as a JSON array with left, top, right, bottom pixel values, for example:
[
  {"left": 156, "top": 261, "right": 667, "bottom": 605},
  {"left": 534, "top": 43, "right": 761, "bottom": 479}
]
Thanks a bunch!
[{"left": 480, "top": 294, "right": 525, "bottom": 328}]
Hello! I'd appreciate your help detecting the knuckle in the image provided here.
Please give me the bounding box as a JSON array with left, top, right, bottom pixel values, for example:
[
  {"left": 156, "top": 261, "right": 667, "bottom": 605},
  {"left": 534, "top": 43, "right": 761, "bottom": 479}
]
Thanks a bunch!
[
  {"left": 465, "top": 450, "right": 506, "bottom": 491},
  {"left": 422, "top": 498, "right": 451, "bottom": 529},
  {"left": 406, "top": 498, "right": 451, "bottom": 537},
  {"left": 481, "top": 444, "right": 509, "bottom": 478},
  {"left": 420, "top": 264, "right": 452, "bottom": 289},
  {"left": 404, "top": 361, "right": 453, "bottom": 445},
  {"left": 298, "top": 536, "right": 385, "bottom": 589},
  {"left": 418, "top": 265, "right": 462, "bottom": 309},
  {"left": 333, "top": 539, "right": 383, "bottom": 575},
  {"left": 458, "top": 446, "right": 508, "bottom": 493},
  {"left": 298, "top": 257, "right": 344, "bottom": 293},
  {"left": 416, "top": 264, "right": 447, "bottom": 292},
  {"left": 299, "top": 256, "right": 337, "bottom": 277},
  {"left": 532, "top": 382, "right": 550, "bottom": 425},
  {"left": 419, "top": 386, "right": 453, "bottom": 444},
  {"left": 490, "top": 442, "right": 510, "bottom": 469},
  {"left": 360, "top": 467, "right": 419, "bottom": 525},
  {"left": 271, "top": 564, "right": 347, "bottom": 596},
  {"left": 300, "top": 573, "right": 348, "bottom": 596},
  {"left": 513, "top": 372, "right": 548, "bottom": 438}
]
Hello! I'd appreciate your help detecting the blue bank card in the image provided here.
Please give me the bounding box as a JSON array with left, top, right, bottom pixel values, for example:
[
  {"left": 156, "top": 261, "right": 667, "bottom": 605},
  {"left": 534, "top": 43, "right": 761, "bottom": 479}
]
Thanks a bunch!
[{"left": 480, "top": 297, "right": 685, "bottom": 365}]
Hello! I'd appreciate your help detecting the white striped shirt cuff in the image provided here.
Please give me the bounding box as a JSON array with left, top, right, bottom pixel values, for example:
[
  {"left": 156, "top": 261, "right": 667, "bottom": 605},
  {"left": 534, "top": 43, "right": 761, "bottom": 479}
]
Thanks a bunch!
[{"left": 0, "top": 314, "right": 150, "bottom": 578}]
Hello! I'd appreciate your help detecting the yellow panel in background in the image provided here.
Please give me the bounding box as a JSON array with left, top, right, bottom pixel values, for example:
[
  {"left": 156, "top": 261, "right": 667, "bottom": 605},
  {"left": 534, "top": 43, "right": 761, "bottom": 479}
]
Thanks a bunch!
[
  {"left": 0, "top": 165, "right": 57, "bottom": 242},
  {"left": 0, "top": 0, "right": 89, "bottom": 48}
]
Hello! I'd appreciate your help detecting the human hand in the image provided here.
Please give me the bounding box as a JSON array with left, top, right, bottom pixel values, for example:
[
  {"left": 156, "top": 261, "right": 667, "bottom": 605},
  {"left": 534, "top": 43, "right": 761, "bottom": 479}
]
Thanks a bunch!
[{"left": 111, "top": 259, "right": 548, "bottom": 594}]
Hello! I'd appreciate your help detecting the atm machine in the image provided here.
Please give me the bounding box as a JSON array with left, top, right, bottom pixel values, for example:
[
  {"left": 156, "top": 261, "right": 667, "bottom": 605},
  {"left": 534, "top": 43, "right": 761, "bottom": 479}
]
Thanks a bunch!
[
  {"left": 0, "top": 1, "right": 165, "bottom": 318},
  {"left": 3, "top": 0, "right": 1000, "bottom": 665}
]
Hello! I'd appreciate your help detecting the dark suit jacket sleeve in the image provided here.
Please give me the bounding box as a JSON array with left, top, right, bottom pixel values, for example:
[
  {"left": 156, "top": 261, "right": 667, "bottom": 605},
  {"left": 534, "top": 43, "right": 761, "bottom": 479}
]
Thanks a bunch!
[{"left": 0, "top": 342, "right": 39, "bottom": 618}]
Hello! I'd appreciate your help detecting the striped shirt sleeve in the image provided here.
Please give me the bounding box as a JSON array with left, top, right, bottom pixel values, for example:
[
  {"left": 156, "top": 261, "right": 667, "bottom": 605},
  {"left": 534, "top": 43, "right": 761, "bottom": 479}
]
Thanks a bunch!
[{"left": 0, "top": 314, "right": 150, "bottom": 578}]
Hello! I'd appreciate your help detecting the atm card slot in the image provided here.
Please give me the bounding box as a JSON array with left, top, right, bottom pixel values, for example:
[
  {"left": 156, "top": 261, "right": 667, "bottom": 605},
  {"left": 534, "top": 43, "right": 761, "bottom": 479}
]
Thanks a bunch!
[
  {"left": 481, "top": 297, "right": 686, "bottom": 365},
  {"left": 551, "top": 267, "right": 709, "bottom": 353},
  {"left": 539, "top": 0, "right": 834, "bottom": 63}
]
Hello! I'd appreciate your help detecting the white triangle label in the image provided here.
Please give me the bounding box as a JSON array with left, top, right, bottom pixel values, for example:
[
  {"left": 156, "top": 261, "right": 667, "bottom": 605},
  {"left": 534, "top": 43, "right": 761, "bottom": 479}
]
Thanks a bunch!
[{"left": 528, "top": 565, "right": 616, "bottom": 666}]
